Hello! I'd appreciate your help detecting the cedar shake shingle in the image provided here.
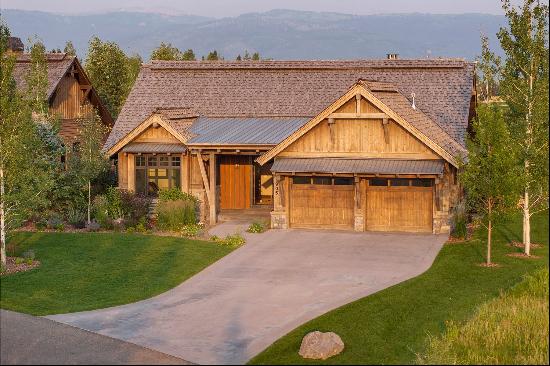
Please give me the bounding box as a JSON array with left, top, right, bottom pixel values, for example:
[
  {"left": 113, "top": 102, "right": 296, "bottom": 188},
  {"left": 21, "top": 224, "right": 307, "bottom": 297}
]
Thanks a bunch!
[{"left": 105, "top": 59, "right": 475, "bottom": 155}]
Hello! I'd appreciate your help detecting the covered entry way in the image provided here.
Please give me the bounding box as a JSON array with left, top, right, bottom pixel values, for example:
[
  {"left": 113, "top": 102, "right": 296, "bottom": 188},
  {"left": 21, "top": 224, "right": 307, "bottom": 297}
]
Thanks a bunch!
[{"left": 289, "top": 176, "right": 355, "bottom": 229}]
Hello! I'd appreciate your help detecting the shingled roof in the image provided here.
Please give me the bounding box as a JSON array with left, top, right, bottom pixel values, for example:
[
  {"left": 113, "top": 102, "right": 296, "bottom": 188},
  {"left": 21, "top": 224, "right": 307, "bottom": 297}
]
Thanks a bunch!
[
  {"left": 105, "top": 59, "right": 475, "bottom": 154},
  {"left": 13, "top": 53, "right": 76, "bottom": 99}
]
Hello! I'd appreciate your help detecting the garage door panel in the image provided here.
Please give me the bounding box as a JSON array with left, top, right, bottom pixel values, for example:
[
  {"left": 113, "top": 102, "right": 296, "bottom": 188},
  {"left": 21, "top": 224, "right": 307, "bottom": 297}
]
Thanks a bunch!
[
  {"left": 290, "top": 185, "right": 354, "bottom": 228},
  {"left": 366, "top": 187, "right": 432, "bottom": 232}
]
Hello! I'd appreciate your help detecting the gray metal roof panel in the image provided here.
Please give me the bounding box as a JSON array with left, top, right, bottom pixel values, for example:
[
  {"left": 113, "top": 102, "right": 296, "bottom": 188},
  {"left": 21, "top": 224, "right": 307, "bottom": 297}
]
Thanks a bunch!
[
  {"left": 271, "top": 158, "right": 445, "bottom": 175},
  {"left": 187, "top": 117, "right": 309, "bottom": 144},
  {"left": 121, "top": 142, "right": 187, "bottom": 153}
]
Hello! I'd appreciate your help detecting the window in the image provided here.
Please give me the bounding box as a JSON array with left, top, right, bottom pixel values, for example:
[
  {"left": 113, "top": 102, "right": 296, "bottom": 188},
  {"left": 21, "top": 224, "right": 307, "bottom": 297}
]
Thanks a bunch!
[
  {"left": 412, "top": 178, "right": 433, "bottom": 187},
  {"left": 312, "top": 177, "right": 331, "bottom": 185},
  {"left": 135, "top": 154, "right": 182, "bottom": 196},
  {"left": 369, "top": 178, "right": 388, "bottom": 186},
  {"left": 293, "top": 176, "right": 311, "bottom": 184},
  {"left": 334, "top": 178, "right": 354, "bottom": 185},
  {"left": 390, "top": 178, "right": 409, "bottom": 187}
]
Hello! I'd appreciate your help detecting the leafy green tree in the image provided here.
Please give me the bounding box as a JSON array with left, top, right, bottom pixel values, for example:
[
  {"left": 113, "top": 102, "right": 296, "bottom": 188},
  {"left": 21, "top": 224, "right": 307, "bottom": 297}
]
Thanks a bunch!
[
  {"left": 181, "top": 49, "right": 196, "bottom": 61},
  {"left": 497, "top": 0, "right": 549, "bottom": 255},
  {"left": 477, "top": 34, "right": 501, "bottom": 101},
  {"left": 84, "top": 36, "right": 138, "bottom": 119},
  {"left": 460, "top": 105, "right": 520, "bottom": 265},
  {"left": 252, "top": 52, "right": 260, "bottom": 61},
  {"left": 25, "top": 38, "right": 49, "bottom": 116},
  {"left": 150, "top": 42, "right": 182, "bottom": 61},
  {"left": 0, "top": 25, "right": 57, "bottom": 266},
  {"left": 63, "top": 40, "right": 76, "bottom": 56},
  {"left": 72, "top": 113, "right": 110, "bottom": 224},
  {"left": 124, "top": 53, "right": 142, "bottom": 103}
]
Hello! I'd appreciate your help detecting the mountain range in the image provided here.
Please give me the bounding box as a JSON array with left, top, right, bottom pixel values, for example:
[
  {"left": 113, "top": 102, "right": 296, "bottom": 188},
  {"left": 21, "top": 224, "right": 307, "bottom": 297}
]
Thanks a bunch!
[{"left": 2, "top": 9, "right": 506, "bottom": 60}]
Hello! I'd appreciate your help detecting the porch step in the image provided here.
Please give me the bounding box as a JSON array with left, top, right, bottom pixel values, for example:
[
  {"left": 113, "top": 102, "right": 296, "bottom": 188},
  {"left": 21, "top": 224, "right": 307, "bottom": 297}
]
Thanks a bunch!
[{"left": 217, "top": 207, "right": 271, "bottom": 223}]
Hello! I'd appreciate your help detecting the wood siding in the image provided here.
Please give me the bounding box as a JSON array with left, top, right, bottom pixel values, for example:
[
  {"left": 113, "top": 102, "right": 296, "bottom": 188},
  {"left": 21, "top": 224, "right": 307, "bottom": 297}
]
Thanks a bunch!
[
  {"left": 50, "top": 75, "right": 94, "bottom": 119},
  {"left": 365, "top": 185, "right": 433, "bottom": 232},
  {"left": 281, "top": 96, "right": 439, "bottom": 159},
  {"left": 134, "top": 125, "right": 181, "bottom": 143},
  {"left": 290, "top": 183, "right": 354, "bottom": 229}
]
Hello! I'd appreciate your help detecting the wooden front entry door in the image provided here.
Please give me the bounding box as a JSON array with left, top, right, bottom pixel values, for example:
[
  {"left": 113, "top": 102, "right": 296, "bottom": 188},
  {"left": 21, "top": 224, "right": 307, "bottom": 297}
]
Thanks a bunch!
[{"left": 219, "top": 155, "right": 252, "bottom": 209}]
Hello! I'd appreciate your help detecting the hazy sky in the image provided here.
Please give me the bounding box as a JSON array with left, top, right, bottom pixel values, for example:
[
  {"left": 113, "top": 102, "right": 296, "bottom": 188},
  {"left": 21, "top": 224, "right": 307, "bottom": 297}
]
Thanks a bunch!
[{"left": 0, "top": 0, "right": 527, "bottom": 17}]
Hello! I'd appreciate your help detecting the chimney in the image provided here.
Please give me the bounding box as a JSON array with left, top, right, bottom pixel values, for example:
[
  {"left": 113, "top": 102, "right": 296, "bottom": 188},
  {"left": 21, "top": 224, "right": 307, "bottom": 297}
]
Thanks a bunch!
[
  {"left": 386, "top": 53, "right": 399, "bottom": 60},
  {"left": 7, "top": 37, "right": 24, "bottom": 55}
]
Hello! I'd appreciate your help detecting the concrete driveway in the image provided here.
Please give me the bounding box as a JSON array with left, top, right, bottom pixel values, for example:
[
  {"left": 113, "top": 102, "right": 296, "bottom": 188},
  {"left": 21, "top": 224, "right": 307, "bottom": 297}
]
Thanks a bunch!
[{"left": 48, "top": 228, "right": 446, "bottom": 365}]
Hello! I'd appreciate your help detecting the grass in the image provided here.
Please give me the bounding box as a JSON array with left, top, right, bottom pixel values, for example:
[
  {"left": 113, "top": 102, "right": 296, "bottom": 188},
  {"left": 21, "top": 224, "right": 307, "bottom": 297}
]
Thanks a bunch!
[
  {"left": 417, "top": 267, "right": 549, "bottom": 365},
  {"left": 0, "top": 232, "right": 234, "bottom": 315},
  {"left": 249, "top": 213, "right": 549, "bottom": 365}
]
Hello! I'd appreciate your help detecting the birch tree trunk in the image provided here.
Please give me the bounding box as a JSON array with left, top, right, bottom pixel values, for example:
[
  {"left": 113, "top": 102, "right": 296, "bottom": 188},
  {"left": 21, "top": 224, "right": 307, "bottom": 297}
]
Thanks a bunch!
[
  {"left": 88, "top": 180, "right": 91, "bottom": 225},
  {"left": 523, "top": 190, "right": 531, "bottom": 256},
  {"left": 487, "top": 200, "right": 492, "bottom": 265},
  {"left": 1, "top": 164, "right": 6, "bottom": 267}
]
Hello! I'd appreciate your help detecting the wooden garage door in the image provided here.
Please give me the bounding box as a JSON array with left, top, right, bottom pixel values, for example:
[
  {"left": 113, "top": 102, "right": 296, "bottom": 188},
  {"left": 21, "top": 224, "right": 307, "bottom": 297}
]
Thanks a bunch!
[
  {"left": 290, "top": 176, "right": 354, "bottom": 229},
  {"left": 366, "top": 178, "right": 433, "bottom": 232}
]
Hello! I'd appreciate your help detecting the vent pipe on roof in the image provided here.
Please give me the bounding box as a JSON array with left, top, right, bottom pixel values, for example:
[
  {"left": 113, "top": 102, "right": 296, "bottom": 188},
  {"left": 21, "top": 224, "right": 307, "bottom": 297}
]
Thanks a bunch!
[
  {"left": 387, "top": 53, "right": 399, "bottom": 60},
  {"left": 411, "top": 93, "right": 417, "bottom": 110}
]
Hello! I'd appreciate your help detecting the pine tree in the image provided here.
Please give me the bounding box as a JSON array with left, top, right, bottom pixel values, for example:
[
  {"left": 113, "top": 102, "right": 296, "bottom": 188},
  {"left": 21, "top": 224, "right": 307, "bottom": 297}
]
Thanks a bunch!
[
  {"left": 497, "top": 0, "right": 549, "bottom": 256},
  {"left": 236, "top": 54, "right": 242, "bottom": 61},
  {"left": 206, "top": 50, "right": 219, "bottom": 61},
  {"left": 252, "top": 52, "right": 260, "bottom": 61},
  {"left": 181, "top": 49, "right": 196, "bottom": 61},
  {"left": 64, "top": 40, "right": 76, "bottom": 56}
]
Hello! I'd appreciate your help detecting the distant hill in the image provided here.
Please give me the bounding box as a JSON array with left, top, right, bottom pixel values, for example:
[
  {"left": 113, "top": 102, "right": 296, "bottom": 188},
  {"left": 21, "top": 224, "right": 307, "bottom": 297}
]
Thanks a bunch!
[{"left": 2, "top": 9, "right": 505, "bottom": 60}]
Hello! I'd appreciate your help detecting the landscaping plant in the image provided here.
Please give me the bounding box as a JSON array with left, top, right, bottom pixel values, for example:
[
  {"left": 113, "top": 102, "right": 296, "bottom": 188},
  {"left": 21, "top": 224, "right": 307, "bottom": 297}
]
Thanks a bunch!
[{"left": 459, "top": 104, "right": 521, "bottom": 265}]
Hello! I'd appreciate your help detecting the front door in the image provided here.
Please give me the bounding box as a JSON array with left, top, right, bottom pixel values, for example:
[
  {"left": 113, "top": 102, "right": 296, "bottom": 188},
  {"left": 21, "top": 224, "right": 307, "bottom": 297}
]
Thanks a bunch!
[{"left": 219, "top": 155, "right": 252, "bottom": 209}]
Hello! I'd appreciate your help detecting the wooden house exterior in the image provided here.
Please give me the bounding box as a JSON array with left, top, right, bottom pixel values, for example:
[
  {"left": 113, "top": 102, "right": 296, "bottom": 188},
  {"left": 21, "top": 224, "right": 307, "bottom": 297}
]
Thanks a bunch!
[
  {"left": 105, "top": 59, "right": 475, "bottom": 233},
  {"left": 13, "top": 51, "right": 113, "bottom": 149}
]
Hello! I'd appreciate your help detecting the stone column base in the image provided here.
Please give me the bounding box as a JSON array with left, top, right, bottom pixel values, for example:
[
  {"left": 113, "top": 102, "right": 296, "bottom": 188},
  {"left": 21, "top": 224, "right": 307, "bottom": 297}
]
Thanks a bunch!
[{"left": 271, "top": 211, "right": 288, "bottom": 229}]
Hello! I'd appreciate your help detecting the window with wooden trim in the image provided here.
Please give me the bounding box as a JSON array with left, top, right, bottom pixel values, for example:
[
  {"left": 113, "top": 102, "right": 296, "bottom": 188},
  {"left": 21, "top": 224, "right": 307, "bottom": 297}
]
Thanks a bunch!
[
  {"left": 292, "top": 176, "right": 354, "bottom": 185},
  {"left": 135, "top": 154, "right": 181, "bottom": 196}
]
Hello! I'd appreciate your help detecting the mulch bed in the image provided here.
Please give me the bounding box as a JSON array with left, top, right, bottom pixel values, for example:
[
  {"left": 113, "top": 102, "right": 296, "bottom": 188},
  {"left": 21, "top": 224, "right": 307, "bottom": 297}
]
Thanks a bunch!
[
  {"left": 507, "top": 241, "right": 543, "bottom": 249},
  {"left": 506, "top": 252, "right": 541, "bottom": 259},
  {"left": 1, "top": 257, "right": 41, "bottom": 276}
]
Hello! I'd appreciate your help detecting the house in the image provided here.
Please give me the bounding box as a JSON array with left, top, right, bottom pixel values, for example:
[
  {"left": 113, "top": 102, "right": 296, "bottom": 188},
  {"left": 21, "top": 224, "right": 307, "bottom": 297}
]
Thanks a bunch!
[
  {"left": 11, "top": 38, "right": 113, "bottom": 149},
  {"left": 104, "top": 57, "right": 476, "bottom": 233}
]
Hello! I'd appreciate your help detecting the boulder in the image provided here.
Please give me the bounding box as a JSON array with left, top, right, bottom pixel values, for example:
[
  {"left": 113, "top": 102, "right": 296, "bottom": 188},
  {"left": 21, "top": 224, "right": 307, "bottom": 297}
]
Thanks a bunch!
[{"left": 298, "top": 331, "right": 344, "bottom": 360}]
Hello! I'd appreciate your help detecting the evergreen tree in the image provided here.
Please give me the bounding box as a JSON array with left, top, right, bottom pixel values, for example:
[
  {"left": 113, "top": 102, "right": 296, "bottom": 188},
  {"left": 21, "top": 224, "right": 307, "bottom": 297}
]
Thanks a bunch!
[
  {"left": 181, "top": 49, "right": 196, "bottom": 61},
  {"left": 243, "top": 50, "right": 251, "bottom": 60},
  {"left": 497, "top": 0, "right": 549, "bottom": 255},
  {"left": 64, "top": 40, "right": 76, "bottom": 56},
  {"left": 206, "top": 50, "right": 219, "bottom": 61},
  {"left": 236, "top": 54, "right": 242, "bottom": 61},
  {"left": 252, "top": 52, "right": 260, "bottom": 61},
  {"left": 460, "top": 104, "right": 521, "bottom": 265}
]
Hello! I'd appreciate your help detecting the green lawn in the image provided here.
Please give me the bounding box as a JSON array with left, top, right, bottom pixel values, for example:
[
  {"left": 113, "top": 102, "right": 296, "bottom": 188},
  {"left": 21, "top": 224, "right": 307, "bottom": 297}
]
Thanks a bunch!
[
  {"left": 0, "top": 232, "right": 234, "bottom": 315},
  {"left": 250, "top": 213, "right": 549, "bottom": 365}
]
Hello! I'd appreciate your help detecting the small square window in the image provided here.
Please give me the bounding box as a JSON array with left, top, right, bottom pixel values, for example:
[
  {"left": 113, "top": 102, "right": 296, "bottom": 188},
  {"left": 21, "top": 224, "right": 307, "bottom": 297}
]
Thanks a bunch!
[
  {"left": 369, "top": 178, "right": 388, "bottom": 187},
  {"left": 293, "top": 176, "right": 311, "bottom": 184},
  {"left": 136, "top": 156, "right": 146, "bottom": 167},
  {"left": 390, "top": 178, "right": 409, "bottom": 187},
  {"left": 171, "top": 156, "right": 181, "bottom": 166},
  {"left": 159, "top": 156, "right": 169, "bottom": 166},
  {"left": 334, "top": 178, "right": 353, "bottom": 185},
  {"left": 412, "top": 178, "right": 433, "bottom": 187},
  {"left": 312, "top": 177, "right": 331, "bottom": 185},
  {"left": 147, "top": 156, "right": 157, "bottom": 166}
]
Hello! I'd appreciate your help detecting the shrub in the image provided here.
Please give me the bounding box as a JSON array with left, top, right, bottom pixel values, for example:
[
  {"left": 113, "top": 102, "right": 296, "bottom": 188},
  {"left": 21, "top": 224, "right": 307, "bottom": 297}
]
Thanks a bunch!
[
  {"left": 451, "top": 202, "right": 468, "bottom": 239},
  {"left": 92, "top": 195, "right": 111, "bottom": 228},
  {"left": 66, "top": 207, "right": 86, "bottom": 228},
  {"left": 46, "top": 214, "right": 64, "bottom": 231},
  {"left": 93, "top": 188, "right": 151, "bottom": 229},
  {"left": 157, "top": 200, "right": 196, "bottom": 231},
  {"left": 158, "top": 188, "right": 198, "bottom": 203},
  {"left": 22, "top": 250, "right": 35, "bottom": 260},
  {"left": 15, "top": 258, "right": 24, "bottom": 265},
  {"left": 210, "top": 233, "right": 246, "bottom": 247},
  {"left": 181, "top": 223, "right": 204, "bottom": 237},
  {"left": 247, "top": 221, "right": 268, "bottom": 233}
]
